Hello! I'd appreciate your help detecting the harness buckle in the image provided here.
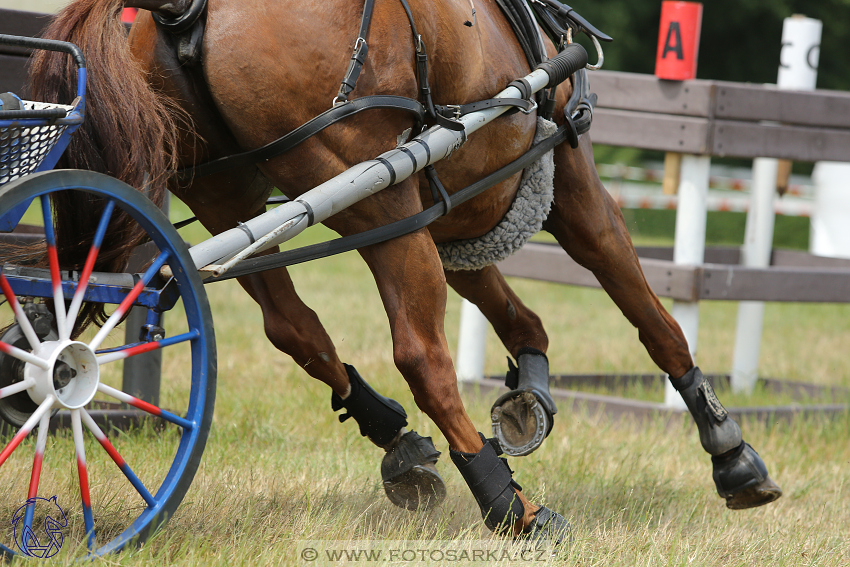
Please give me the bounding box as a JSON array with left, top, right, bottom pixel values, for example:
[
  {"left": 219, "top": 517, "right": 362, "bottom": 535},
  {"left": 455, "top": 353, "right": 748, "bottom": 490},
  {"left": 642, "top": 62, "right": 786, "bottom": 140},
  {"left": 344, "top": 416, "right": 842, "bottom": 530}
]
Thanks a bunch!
[
  {"left": 519, "top": 100, "right": 538, "bottom": 115},
  {"left": 416, "top": 34, "right": 424, "bottom": 53},
  {"left": 445, "top": 105, "right": 462, "bottom": 120}
]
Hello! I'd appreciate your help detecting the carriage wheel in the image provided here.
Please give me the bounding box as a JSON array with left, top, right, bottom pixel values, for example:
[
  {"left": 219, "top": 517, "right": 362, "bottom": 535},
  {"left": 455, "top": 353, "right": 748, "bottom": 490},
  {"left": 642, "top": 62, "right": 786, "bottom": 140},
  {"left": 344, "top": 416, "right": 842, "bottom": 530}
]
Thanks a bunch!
[{"left": 0, "top": 170, "right": 215, "bottom": 559}]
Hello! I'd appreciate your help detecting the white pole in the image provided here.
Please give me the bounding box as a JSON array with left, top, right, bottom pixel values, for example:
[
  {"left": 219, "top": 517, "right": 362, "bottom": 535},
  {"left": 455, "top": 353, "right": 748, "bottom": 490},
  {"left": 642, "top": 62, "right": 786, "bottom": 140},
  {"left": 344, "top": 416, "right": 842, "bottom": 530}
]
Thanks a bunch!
[
  {"left": 811, "top": 162, "right": 850, "bottom": 259},
  {"left": 666, "top": 154, "right": 711, "bottom": 409},
  {"left": 456, "top": 299, "right": 488, "bottom": 382},
  {"left": 731, "top": 15, "right": 821, "bottom": 393}
]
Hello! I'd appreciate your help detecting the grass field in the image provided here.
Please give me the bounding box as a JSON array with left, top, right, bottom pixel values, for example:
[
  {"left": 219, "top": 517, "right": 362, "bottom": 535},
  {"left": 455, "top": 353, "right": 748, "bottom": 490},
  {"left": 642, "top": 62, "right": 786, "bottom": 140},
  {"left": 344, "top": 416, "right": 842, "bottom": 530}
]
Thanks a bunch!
[{"left": 2, "top": 199, "right": 849, "bottom": 565}]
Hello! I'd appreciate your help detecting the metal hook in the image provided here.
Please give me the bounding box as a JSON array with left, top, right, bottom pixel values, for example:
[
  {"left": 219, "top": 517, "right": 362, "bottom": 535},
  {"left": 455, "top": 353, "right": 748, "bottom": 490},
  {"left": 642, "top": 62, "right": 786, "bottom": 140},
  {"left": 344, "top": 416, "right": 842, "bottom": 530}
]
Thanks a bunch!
[{"left": 586, "top": 35, "right": 604, "bottom": 70}]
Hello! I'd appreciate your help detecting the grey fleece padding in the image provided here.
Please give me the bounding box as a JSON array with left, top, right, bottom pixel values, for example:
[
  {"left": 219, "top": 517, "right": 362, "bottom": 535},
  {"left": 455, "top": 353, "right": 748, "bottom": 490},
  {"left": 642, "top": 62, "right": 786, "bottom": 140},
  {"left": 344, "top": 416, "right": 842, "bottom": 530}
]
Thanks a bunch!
[{"left": 436, "top": 117, "right": 557, "bottom": 271}]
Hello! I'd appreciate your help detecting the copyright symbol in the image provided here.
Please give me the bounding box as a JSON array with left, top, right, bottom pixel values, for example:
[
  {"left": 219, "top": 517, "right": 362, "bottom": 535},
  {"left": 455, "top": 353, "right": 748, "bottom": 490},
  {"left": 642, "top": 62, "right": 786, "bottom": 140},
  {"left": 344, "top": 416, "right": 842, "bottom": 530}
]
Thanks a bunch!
[{"left": 301, "top": 547, "right": 319, "bottom": 561}]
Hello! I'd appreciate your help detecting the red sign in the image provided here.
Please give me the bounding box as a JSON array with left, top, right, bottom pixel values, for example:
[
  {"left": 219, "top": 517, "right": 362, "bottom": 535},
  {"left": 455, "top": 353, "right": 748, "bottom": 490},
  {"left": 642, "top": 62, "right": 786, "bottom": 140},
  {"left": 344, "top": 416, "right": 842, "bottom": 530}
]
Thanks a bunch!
[
  {"left": 121, "top": 8, "right": 138, "bottom": 24},
  {"left": 655, "top": 1, "right": 703, "bottom": 80}
]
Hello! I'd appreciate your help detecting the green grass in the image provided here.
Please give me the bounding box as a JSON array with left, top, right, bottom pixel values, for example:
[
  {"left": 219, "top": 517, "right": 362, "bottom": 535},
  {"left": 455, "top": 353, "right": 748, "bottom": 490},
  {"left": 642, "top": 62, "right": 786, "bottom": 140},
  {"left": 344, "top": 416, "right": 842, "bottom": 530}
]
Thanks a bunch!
[{"left": 2, "top": 198, "right": 849, "bottom": 565}]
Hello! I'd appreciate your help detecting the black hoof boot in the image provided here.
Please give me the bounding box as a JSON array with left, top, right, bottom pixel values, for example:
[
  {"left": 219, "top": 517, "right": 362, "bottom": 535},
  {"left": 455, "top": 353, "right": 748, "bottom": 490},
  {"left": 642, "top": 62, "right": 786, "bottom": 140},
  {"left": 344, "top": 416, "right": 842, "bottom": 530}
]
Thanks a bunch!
[
  {"left": 331, "top": 364, "right": 408, "bottom": 448},
  {"left": 381, "top": 431, "right": 446, "bottom": 511},
  {"left": 713, "top": 442, "right": 783, "bottom": 510},
  {"left": 519, "top": 506, "right": 571, "bottom": 548},
  {"left": 491, "top": 348, "right": 557, "bottom": 457}
]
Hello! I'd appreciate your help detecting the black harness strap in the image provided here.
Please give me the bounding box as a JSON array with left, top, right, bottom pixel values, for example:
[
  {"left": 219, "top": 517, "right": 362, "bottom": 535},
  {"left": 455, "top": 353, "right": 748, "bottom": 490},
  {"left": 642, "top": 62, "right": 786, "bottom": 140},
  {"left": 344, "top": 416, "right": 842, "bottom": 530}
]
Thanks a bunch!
[
  {"left": 178, "top": 95, "right": 426, "bottom": 180},
  {"left": 436, "top": 97, "right": 535, "bottom": 120},
  {"left": 424, "top": 165, "right": 452, "bottom": 215},
  {"left": 335, "top": 0, "right": 376, "bottom": 104},
  {"left": 396, "top": 0, "right": 466, "bottom": 132}
]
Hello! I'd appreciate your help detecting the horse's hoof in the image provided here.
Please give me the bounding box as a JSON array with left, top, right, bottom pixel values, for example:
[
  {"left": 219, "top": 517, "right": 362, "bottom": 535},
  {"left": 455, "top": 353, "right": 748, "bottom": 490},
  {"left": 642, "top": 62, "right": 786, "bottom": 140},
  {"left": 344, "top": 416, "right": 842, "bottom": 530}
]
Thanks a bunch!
[
  {"left": 724, "top": 476, "right": 783, "bottom": 510},
  {"left": 518, "top": 506, "right": 571, "bottom": 547},
  {"left": 383, "top": 463, "right": 447, "bottom": 511},
  {"left": 381, "top": 431, "right": 446, "bottom": 511},
  {"left": 712, "top": 441, "right": 783, "bottom": 510},
  {"left": 491, "top": 390, "right": 551, "bottom": 457}
]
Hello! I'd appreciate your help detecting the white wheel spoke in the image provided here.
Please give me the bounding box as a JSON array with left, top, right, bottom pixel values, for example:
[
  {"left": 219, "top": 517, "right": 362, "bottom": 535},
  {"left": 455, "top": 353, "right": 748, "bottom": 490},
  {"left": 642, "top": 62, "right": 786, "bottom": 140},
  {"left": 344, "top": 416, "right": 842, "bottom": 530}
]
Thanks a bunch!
[
  {"left": 0, "top": 341, "right": 49, "bottom": 370},
  {"left": 0, "top": 377, "right": 36, "bottom": 399}
]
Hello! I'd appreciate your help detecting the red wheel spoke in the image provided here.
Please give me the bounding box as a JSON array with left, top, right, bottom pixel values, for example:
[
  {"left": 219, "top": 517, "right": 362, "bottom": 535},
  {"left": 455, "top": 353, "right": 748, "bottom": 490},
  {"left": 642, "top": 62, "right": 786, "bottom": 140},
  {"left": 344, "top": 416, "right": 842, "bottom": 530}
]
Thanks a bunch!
[
  {"left": 22, "top": 412, "right": 51, "bottom": 536},
  {"left": 81, "top": 410, "right": 156, "bottom": 507},
  {"left": 96, "top": 330, "right": 199, "bottom": 365},
  {"left": 88, "top": 250, "right": 170, "bottom": 351},
  {"left": 0, "top": 273, "right": 40, "bottom": 350},
  {"left": 0, "top": 396, "right": 54, "bottom": 469},
  {"left": 39, "top": 196, "right": 68, "bottom": 338},
  {"left": 97, "top": 383, "right": 194, "bottom": 430},
  {"left": 64, "top": 199, "right": 116, "bottom": 339},
  {"left": 71, "top": 409, "right": 96, "bottom": 550}
]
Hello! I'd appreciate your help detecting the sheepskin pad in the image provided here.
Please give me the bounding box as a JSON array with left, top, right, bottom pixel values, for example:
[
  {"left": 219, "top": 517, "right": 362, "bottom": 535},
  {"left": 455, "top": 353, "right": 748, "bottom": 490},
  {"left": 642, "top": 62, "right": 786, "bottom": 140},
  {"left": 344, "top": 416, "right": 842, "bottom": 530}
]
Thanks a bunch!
[{"left": 437, "top": 117, "right": 557, "bottom": 271}]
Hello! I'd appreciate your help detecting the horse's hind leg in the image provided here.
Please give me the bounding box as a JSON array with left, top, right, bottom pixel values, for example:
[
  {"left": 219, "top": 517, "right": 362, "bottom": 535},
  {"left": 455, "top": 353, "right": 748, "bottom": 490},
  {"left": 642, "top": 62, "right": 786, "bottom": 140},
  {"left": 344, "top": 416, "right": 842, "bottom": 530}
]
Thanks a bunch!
[
  {"left": 445, "top": 267, "right": 557, "bottom": 457},
  {"left": 543, "top": 135, "right": 781, "bottom": 509}
]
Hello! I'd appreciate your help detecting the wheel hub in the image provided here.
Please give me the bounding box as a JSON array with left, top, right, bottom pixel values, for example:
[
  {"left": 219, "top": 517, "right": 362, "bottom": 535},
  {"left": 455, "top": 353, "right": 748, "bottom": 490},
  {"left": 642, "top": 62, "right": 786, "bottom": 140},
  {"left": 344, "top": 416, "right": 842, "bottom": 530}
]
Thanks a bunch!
[{"left": 25, "top": 340, "right": 99, "bottom": 409}]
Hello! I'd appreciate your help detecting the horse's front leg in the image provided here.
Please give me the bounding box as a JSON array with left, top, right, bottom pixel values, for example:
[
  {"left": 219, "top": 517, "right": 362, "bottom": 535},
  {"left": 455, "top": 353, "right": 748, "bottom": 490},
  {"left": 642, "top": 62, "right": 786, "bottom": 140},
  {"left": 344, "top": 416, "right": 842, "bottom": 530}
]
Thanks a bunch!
[
  {"left": 544, "top": 135, "right": 782, "bottom": 510},
  {"left": 445, "top": 266, "right": 558, "bottom": 457},
  {"left": 349, "top": 186, "right": 568, "bottom": 540}
]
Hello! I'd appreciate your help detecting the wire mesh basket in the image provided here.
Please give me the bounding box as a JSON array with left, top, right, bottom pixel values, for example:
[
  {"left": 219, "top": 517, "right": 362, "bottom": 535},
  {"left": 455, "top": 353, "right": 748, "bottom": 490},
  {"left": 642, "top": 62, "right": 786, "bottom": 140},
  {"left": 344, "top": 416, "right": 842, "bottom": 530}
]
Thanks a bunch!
[{"left": 0, "top": 101, "right": 75, "bottom": 186}]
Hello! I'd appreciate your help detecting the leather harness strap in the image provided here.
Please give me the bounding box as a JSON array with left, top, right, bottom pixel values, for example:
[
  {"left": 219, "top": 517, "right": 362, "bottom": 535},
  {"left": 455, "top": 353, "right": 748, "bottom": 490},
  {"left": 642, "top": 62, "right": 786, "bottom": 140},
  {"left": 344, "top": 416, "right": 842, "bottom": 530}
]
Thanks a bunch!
[
  {"left": 335, "top": 0, "right": 376, "bottom": 104},
  {"left": 176, "top": 95, "right": 426, "bottom": 180}
]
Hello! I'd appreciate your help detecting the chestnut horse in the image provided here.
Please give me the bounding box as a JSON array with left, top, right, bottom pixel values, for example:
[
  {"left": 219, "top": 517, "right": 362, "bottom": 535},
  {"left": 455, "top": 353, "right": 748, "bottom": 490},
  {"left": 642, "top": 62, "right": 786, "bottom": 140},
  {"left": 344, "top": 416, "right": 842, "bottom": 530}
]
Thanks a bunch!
[{"left": 31, "top": 0, "right": 780, "bottom": 540}]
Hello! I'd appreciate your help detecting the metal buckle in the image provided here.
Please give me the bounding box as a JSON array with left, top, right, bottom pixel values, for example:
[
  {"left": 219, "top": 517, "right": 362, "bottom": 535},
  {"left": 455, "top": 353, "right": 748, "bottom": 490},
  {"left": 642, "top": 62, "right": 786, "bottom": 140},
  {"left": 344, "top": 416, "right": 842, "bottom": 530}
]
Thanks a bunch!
[
  {"left": 354, "top": 36, "right": 367, "bottom": 52},
  {"left": 519, "top": 100, "right": 538, "bottom": 115},
  {"left": 445, "top": 104, "right": 462, "bottom": 120}
]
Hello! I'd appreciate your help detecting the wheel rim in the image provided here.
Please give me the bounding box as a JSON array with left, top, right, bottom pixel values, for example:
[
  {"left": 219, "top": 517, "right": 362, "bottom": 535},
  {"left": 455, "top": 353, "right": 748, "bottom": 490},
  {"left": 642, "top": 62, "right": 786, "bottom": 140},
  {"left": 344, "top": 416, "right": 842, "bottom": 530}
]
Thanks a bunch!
[{"left": 0, "top": 170, "right": 215, "bottom": 558}]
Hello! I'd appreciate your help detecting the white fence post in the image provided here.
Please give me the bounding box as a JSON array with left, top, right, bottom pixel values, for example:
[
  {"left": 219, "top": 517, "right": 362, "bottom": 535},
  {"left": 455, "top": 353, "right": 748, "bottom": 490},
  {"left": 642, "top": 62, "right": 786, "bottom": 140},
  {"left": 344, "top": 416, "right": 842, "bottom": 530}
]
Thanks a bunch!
[
  {"left": 456, "top": 299, "right": 488, "bottom": 382},
  {"left": 811, "top": 162, "right": 850, "bottom": 259},
  {"left": 665, "top": 154, "right": 711, "bottom": 409},
  {"left": 731, "top": 15, "right": 821, "bottom": 393}
]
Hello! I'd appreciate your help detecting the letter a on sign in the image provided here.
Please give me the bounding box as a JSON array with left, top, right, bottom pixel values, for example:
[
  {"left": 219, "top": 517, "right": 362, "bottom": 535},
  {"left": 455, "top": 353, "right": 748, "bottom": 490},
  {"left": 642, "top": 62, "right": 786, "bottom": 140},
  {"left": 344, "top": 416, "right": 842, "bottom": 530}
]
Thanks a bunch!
[{"left": 655, "top": 1, "right": 703, "bottom": 80}]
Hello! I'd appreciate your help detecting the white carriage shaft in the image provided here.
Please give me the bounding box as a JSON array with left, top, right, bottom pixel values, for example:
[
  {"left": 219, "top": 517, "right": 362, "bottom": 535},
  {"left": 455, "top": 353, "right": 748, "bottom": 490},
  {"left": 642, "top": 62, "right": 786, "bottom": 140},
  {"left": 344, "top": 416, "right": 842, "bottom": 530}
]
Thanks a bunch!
[{"left": 188, "top": 68, "right": 554, "bottom": 272}]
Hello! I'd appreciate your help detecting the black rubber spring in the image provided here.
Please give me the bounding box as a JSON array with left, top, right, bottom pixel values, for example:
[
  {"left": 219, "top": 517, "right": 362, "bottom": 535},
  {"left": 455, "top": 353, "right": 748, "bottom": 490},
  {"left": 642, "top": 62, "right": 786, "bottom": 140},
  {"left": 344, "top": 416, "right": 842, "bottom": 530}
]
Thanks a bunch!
[{"left": 535, "top": 43, "right": 588, "bottom": 89}]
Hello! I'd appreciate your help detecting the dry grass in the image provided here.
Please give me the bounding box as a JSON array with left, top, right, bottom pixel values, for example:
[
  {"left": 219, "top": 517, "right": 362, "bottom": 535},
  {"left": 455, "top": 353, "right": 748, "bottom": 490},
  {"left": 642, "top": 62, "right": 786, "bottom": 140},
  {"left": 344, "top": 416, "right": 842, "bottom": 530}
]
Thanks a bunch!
[{"left": 2, "top": 200, "right": 849, "bottom": 565}]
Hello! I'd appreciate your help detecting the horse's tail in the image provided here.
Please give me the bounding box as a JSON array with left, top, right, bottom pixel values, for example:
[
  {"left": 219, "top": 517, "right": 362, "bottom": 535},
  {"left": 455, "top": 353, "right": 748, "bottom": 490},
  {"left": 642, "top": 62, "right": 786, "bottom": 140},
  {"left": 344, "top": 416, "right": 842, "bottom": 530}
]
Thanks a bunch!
[{"left": 29, "top": 0, "right": 183, "bottom": 333}]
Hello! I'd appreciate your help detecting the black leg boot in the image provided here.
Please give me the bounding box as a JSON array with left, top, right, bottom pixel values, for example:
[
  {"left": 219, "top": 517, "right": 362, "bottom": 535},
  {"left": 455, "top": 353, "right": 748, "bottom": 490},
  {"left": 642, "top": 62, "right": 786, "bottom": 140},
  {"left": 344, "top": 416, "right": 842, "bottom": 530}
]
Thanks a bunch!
[
  {"left": 451, "top": 435, "right": 570, "bottom": 545},
  {"left": 670, "top": 367, "right": 782, "bottom": 509}
]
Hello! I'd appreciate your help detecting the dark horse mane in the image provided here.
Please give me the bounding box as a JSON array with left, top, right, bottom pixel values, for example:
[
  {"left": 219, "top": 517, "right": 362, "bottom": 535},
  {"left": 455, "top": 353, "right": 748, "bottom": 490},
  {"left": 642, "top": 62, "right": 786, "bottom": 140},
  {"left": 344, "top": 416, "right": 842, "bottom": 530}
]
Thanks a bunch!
[{"left": 29, "top": 0, "right": 184, "bottom": 333}]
